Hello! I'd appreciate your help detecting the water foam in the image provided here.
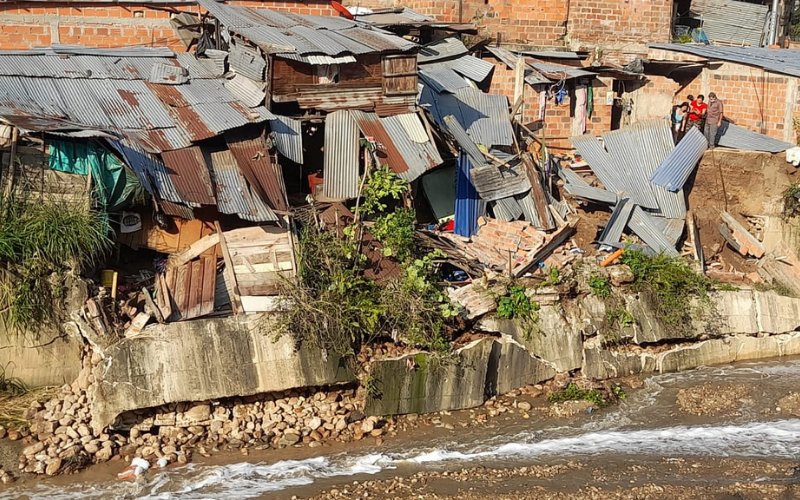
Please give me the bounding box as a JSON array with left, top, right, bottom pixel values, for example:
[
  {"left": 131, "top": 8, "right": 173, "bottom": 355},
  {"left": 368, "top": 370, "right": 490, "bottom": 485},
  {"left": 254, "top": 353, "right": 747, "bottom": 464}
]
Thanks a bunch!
[{"left": 9, "top": 419, "right": 799, "bottom": 500}]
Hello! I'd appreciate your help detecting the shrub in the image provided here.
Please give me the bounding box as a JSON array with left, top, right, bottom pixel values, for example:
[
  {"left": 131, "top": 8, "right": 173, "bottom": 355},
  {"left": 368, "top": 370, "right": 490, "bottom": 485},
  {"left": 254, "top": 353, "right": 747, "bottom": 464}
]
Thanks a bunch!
[{"left": 589, "top": 273, "right": 612, "bottom": 298}]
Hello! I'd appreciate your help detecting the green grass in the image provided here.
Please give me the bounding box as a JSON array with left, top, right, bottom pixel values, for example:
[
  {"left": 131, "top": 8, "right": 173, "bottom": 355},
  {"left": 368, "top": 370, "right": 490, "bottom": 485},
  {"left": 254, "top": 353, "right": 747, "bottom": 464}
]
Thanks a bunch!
[
  {"left": 589, "top": 273, "right": 612, "bottom": 298},
  {"left": 0, "top": 195, "right": 111, "bottom": 332},
  {"left": 548, "top": 383, "right": 607, "bottom": 407},
  {"left": 619, "top": 250, "right": 713, "bottom": 324}
]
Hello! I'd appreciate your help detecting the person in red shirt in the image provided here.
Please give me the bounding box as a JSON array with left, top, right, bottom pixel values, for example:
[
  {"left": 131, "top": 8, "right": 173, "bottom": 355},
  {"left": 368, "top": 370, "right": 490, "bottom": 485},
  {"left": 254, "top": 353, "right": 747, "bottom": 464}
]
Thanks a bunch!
[{"left": 687, "top": 95, "right": 707, "bottom": 131}]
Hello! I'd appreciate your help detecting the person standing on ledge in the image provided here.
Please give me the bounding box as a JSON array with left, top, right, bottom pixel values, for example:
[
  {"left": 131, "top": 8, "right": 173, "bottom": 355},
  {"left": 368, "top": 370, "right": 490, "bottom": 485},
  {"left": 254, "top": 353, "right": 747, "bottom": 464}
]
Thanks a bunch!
[
  {"left": 704, "top": 92, "right": 724, "bottom": 148},
  {"left": 687, "top": 94, "right": 706, "bottom": 131}
]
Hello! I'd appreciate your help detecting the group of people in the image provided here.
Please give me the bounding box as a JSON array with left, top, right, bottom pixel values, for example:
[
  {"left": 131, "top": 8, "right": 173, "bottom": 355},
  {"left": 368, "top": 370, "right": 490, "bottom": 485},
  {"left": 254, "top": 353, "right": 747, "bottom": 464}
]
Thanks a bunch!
[{"left": 670, "top": 93, "right": 724, "bottom": 147}]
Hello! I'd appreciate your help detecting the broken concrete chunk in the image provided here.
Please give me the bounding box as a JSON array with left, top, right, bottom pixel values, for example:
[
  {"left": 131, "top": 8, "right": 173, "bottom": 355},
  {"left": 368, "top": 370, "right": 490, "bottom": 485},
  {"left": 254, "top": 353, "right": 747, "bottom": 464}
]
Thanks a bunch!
[{"left": 124, "top": 313, "right": 151, "bottom": 339}]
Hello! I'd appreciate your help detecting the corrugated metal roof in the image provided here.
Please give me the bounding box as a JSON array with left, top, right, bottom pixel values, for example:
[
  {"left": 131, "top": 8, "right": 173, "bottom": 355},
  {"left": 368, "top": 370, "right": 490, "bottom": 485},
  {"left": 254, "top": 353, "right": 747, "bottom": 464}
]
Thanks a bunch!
[
  {"left": 570, "top": 134, "right": 625, "bottom": 192},
  {"left": 150, "top": 63, "right": 189, "bottom": 85},
  {"left": 598, "top": 197, "right": 633, "bottom": 248},
  {"left": 395, "top": 113, "right": 429, "bottom": 143},
  {"left": 380, "top": 114, "right": 443, "bottom": 181},
  {"left": 517, "top": 191, "right": 544, "bottom": 227},
  {"left": 323, "top": 110, "right": 360, "bottom": 201},
  {"left": 50, "top": 44, "right": 175, "bottom": 58},
  {"left": 443, "top": 114, "right": 490, "bottom": 169},
  {"left": 110, "top": 139, "right": 184, "bottom": 204},
  {"left": 175, "top": 52, "right": 225, "bottom": 79},
  {"left": 651, "top": 127, "right": 708, "bottom": 192},
  {"left": 351, "top": 109, "right": 411, "bottom": 176},
  {"left": 528, "top": 61, "right": 594, "bottom": 80},
  {"left": 435, "top": 55, "right": 495, "bottom": 83},
  {"left": 419, "top": 66, "right": 471, "bottom": 93},
  {"left": 229, "top": 42, "right": 266, "bottom": 81},
  {"left": 418, "top": 37, "right": 469, "bottom": 63},
  {"left": 492, "top": 196, "right": 523, "bottom": 221},
  {"left": 269, "top": 115, "right": 304, "bottom": 164},
  {"left": 455, "top": 152, "right": 486, "bottom": 237},
  {"left": 562, "top": 182, "right": 618, "bottom": 204},
  {"left": 717, "top": 122, "right": 795, "bottom": 153},
  {"left": 689, "top": 0, "right": 768, "bottom": 47},
  {"left": 455, "top": 87, "right": 514, "bottom": 147},
  {"left": 225, "top": 130, "right": 288, "bottom": 212},
  {"left": 650, "top": 216, "right": 685, "bottom": 245},
  {"left": 627, "top": 206, "right": 680, "bottom": 256},
  {"left": 626, "top": 119, "right": 686, "bottom": 219},
  {"left": 274, "top": 52, "right": 358, "bottom": 65},
  {"left": 161, "top": 147, "right": 217, "bottom": 205},
  {"left": 209, "top": 148, "right": 277, "bottom": 221},
  {"left": 648, "top": 43, "right": 800, "bottom": 79},
  {"left": 197, "top": 0, "right": 415, "bottom": 56},
  {"left": 470, "top": 161, "right": 531, "bottom": 202},
  {"left": 224, "top": 73, "right": 266, "bottom": 108},
  {"left": 601, "top": 128, "right": 660, "bottom": 209}
]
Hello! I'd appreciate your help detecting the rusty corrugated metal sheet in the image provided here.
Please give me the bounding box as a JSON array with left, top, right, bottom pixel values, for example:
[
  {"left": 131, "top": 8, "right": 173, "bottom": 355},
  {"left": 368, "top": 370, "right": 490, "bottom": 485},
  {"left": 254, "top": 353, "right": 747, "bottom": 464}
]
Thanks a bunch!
[
  {"left": 160, "top": 201, "right": 195, "bottom": 220},
  {"left": 350, "top": 110, "right": 410, "bottom": 176},
  {"left": 160, "top": 147, "right": 216, "bottom": 205},
  {"left": 209, "top": 149, "right": 277, "bottom": 222},
  {"left": 296, "top": 89, "right": 384, "bottom": 111},
  {"left": 323, "top": 110, "right": 360, "bottom": 201},
  {"left": 225, "top": 130, "right": 288, "bottom": 211},
  {"left": 171, "top": 106, "right": 217, "bottom": 142}
]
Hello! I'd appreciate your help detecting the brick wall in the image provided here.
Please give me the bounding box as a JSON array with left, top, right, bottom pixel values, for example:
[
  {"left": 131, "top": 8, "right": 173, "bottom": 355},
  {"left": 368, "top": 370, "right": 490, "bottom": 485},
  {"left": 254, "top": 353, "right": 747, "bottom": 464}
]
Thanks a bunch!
[
  {"left": 645, "top": 49, "right": 799, "bottom": 142},
  {"left": 485, "top": 54, "right": 613, "bottom": 149},
  {"left": 566, "top": 0, "right": 673, "bottom": 65},
  {"left": 0, "top": 0, "right": 337, "bottom": 49}
]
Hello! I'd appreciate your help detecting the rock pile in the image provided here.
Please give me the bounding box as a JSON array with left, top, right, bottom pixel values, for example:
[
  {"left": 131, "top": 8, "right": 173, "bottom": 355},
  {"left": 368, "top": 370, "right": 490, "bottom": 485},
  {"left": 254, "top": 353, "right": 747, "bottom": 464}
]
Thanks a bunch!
[{"left": 15, "top": 351, "right": 382, "bottom": 477}]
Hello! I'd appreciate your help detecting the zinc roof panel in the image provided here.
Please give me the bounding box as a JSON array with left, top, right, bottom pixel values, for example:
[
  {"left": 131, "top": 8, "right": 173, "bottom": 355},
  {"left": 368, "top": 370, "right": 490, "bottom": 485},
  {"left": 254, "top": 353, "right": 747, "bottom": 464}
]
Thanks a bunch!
[
  {"left": 175, "top": 79, "right": 238, "bottom": 105},
  {"left": 419, "top": 66, "right": 471, "bottom": 93},
  {"left": 380, "top": 114, "right": 442, "bottom": 181},
  {"left": 286, "top": 25, "right": 350, "bottom": 56},
  {"left": 161, "top": 146, "right": 216, "bottom": 205},
  {"left": 454, "top": 87, "right": 514, "bottom": 147},
  {"left": 210, "top": 149, "right": 257, "bottom": 217},
  {"left": 418, "top": 37, "right": 469, "bottom": 63},
  {"left": 268, "top": 115, "right": 304, "bottom": 164},
  {"left": 225, "top": 131, "right": 287, "bottom": 212},
  {"left": 323, "top": 109, "right": 360, "bottom": 200},
  {"left": 351, "top": 109, "right": 411, "bottom": 176},
  {"left": 53, "top": 79, "right": 113, "bottom": 129},
  {"left": 174, "top": 53, "right": 225, "bottom": 78}
]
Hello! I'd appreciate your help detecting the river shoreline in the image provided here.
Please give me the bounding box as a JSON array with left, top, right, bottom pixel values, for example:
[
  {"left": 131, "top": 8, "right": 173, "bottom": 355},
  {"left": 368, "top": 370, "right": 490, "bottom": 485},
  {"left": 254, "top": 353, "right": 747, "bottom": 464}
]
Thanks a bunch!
[{"left": 6, "top": 356, "right": 800, "bottom": 499}]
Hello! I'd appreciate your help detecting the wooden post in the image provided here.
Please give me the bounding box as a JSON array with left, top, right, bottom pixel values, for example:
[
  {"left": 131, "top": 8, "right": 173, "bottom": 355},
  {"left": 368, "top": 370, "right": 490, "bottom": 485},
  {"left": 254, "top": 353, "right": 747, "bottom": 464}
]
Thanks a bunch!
[
  {"left": 2, "top": 127, "right": 18, "bottom": 200},
  {"left": 215, "top": 221, "right": 243, "bottom": 314},
  {"left": 513, "top": 56, "right": 525, "bottom": 122}
]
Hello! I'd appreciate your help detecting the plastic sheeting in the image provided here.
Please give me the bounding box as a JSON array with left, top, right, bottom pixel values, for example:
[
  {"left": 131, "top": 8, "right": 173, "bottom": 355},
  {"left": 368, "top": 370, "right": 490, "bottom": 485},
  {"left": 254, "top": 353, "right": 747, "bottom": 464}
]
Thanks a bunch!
[{"left": 48, "top": 139, "right": 142, "bottom": 212}]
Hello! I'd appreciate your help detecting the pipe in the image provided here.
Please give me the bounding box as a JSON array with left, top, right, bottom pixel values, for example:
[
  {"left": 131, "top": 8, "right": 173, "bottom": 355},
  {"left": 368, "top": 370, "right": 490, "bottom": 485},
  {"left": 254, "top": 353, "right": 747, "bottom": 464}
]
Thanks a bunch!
[
  {"left": 458, "top": 0, "right": 463, "bottom": 24},
  {"left": 770, "top": 0, "right": 780, "bottom": 45}
]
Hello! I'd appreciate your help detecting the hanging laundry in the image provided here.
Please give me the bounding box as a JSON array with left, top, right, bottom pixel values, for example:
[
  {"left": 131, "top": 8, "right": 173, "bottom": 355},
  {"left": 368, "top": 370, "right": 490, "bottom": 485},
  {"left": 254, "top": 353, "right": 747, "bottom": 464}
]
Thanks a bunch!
[
  {"left": 555, "top": 87, "right": 567, "bottom": 106},
  {"left": 587, "top": 85, "right": 594, "bottom": 119},
  {"left": 572, "top": 85, "right": 588, "bottom": 135}
]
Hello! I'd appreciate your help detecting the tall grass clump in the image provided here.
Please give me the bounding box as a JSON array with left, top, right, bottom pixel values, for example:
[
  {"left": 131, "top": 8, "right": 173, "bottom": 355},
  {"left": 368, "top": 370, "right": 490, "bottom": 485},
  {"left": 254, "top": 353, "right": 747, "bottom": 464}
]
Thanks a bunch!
[
  {"left": 619, "top": 250, "right": 713, "bottom": 324},
  {"left": 0, "top": 195, "right": 111, "bottom": 332}
]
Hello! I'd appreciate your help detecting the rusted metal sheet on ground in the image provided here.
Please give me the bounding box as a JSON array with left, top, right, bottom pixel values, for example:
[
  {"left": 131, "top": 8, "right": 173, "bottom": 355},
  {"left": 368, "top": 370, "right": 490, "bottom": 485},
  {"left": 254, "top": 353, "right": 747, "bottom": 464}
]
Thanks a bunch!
[
  {"left": 165, "top": 256, "right": 217, "bottom": 321},
  {"left": 469, "top": 162, "right": 531, "bottom": 202},
  {"left": 351, "top": 109, "right": 411, "bottom": 176},
  {"left": 160, "top": 146, "right": 216, "bottom": 205},
  {"left": 225, "top": 129, "right": 288, "bottom": 211}
]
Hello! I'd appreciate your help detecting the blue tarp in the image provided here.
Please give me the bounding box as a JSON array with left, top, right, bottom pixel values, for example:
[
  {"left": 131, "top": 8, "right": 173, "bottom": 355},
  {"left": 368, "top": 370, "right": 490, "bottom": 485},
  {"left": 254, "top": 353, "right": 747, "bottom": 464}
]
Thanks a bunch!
[{"left": 454, "top": 152, "right": 485, "bottom": 237}]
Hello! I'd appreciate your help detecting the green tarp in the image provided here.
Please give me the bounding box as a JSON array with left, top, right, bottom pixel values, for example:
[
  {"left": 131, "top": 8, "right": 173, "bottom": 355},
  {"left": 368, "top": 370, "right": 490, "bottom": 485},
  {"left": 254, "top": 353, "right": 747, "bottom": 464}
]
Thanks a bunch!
[{"left": 48, "top": 140, "right": 142, "bottom": 212}]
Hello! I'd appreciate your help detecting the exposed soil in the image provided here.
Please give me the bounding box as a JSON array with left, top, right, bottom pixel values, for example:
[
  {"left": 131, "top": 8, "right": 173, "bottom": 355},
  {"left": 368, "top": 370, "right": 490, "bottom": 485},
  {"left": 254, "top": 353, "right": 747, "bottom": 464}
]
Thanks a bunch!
[
  {"left": 676, "top": 383, "right": 750, "bottom": 417},
  {"left": 688, "top": 149, "right": 797, "bottom": 274}
]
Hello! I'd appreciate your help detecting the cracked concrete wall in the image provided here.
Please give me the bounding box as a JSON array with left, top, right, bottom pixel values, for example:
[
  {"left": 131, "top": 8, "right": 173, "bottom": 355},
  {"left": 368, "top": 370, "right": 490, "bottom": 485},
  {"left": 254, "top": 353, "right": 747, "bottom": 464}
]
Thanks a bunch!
[
  {"left": 90, "top": 315, "right": 355, "bottom": 431},
  {"left": 584, "top": 291, "right": 800, "bottom": 379},
  {"left": 0, "top": 275, "right": 87, "bottom": 388}
]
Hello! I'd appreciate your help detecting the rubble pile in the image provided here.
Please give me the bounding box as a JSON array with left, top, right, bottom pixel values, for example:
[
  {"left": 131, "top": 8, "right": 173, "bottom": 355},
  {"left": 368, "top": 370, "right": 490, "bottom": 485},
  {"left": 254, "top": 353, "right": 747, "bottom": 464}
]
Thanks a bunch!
[{"left": 15, "top": 355, "right": 384, "bottom": 476}]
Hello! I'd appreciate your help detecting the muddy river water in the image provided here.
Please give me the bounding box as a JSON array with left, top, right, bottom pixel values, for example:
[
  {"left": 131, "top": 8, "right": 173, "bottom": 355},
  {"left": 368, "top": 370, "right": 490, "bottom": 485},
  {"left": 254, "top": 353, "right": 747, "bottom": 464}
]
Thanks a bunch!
[{"left": 5, "top": 357, "right": 800, "bottom": 499}]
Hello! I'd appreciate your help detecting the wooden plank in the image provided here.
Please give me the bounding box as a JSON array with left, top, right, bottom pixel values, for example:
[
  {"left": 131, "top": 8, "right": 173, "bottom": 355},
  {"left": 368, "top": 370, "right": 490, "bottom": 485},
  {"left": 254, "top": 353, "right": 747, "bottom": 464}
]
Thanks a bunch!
[
  {"left": 233, "top": 262, "right": 293, "bottom": 274},
  {"left": 240, "top": 255, "right": 257, "bottom": 274},
  {"left": 238, "top": 282, "right": 281, "bottom": 296},
  {"left": 186, "top": 259, "right": 204, "bottom": 319},
  {"left": 166, "top": 267, "right": 178, "bottom": 321},
  {"left": 216, "top": 221, "right": 242, "bottom": 314},
  {"left": 228, "top": 243, "right": 290, "bottom": 258},
  {"left": 226, "top": 236, "right": 291, "bottom": 249},
  {"left": 155, "top": 273, "right": 173, "bottom": 321},
  {"left": 173, "top": 263, "right": 190, "bottom": 320},
  {"left": 240, "top": 295, "right": 283, "bottom": 313},
  {"left": 167, "top": 233, "right": 220, "bottom": 270},
  {"left": 224, "top": 226, "right": 288, "bottom": 246},
  {"left": 232, "top": 250, "right": 294, "bottom": 266},
  {"left": 235, "top": 270, "right": 293, "bottom": 286},
  {"left": 200, "top": 256, "right": 217, "bottom": 316}
]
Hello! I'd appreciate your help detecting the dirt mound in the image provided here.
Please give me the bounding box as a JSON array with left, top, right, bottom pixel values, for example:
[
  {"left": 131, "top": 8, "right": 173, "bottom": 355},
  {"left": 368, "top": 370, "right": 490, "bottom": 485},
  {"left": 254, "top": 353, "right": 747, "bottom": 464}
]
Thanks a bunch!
[{"left": 676, "top": 383, "right": 750, "bottom": 416}]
